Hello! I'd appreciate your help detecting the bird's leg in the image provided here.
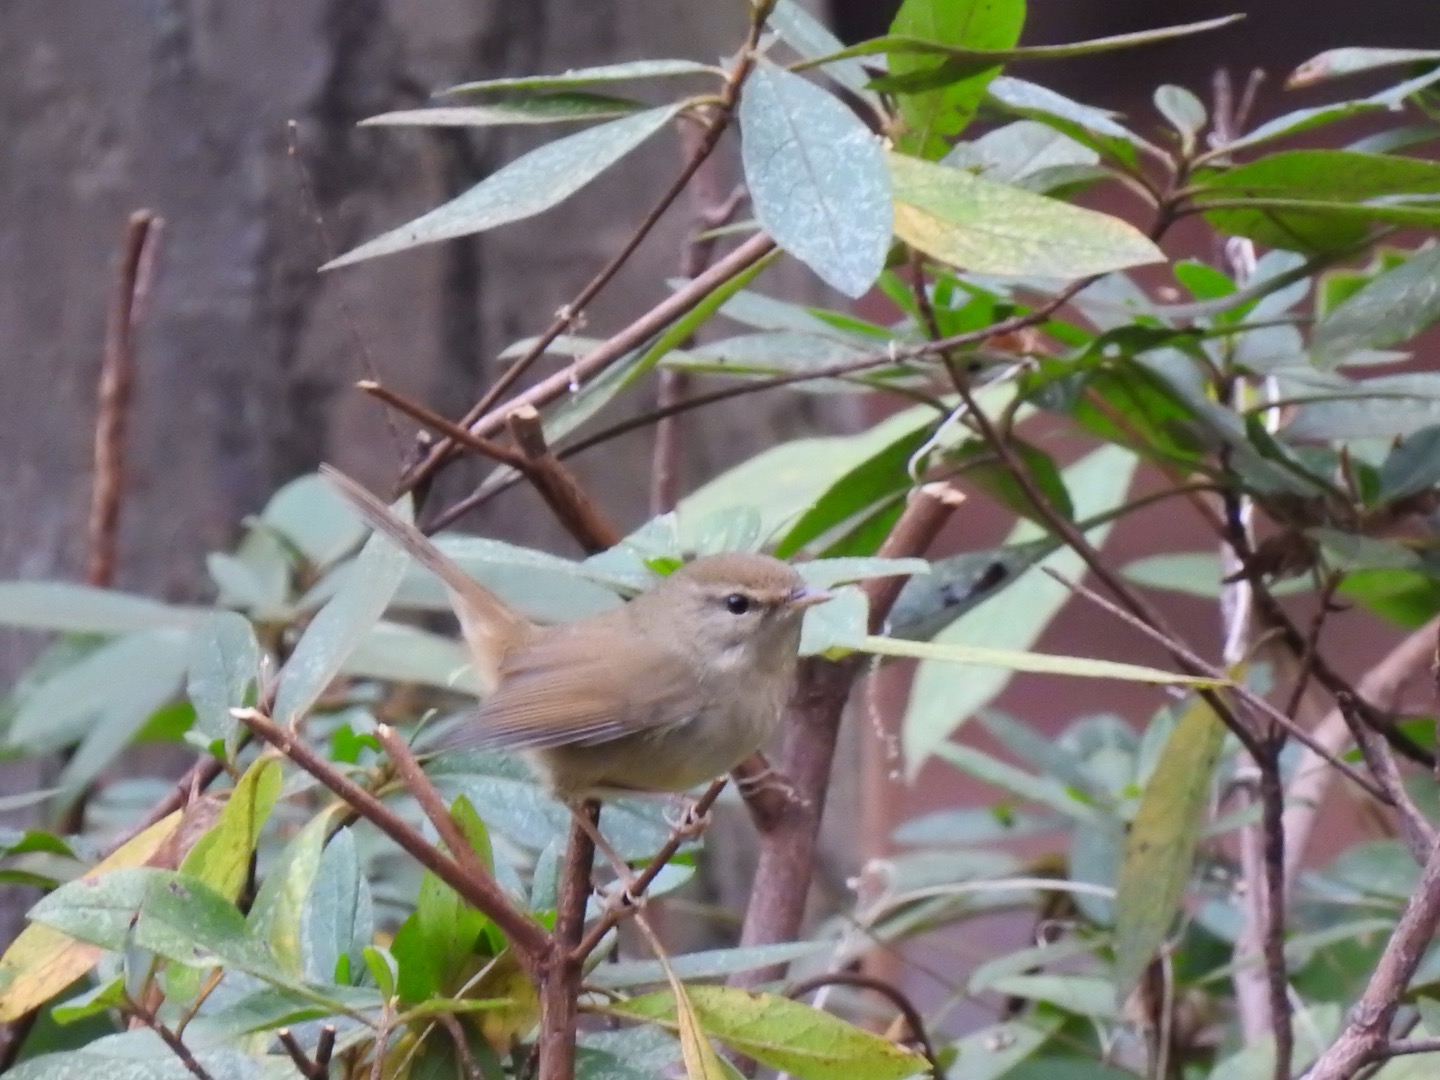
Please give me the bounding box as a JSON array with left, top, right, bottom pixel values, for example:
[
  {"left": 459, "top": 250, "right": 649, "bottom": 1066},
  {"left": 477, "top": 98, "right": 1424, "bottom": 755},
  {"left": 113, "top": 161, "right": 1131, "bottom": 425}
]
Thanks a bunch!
[{"left": 663, "top": 792, "right": 712, "bottom": 839}]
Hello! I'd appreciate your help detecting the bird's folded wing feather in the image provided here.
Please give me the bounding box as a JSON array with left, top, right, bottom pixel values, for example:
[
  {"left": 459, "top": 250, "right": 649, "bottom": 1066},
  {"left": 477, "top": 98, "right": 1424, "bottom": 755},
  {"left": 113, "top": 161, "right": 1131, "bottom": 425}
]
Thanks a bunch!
[{"left": 456, "top": 632, "right": 697, "bottom": 751}]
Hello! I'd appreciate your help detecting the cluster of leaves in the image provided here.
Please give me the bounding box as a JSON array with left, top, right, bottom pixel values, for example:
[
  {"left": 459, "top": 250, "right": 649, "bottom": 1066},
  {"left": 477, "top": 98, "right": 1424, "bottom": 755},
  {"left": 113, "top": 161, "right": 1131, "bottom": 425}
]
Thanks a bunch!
[{"left": 6, "top": 0, "right": 1440, "bottom": 1077}]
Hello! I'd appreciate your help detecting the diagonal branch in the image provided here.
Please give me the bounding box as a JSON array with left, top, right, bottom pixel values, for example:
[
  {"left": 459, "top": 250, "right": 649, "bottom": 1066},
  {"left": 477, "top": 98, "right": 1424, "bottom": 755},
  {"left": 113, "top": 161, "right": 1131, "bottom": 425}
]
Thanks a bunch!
[{"left": 233, "top": 708, "right": 549, "bottom": 965}]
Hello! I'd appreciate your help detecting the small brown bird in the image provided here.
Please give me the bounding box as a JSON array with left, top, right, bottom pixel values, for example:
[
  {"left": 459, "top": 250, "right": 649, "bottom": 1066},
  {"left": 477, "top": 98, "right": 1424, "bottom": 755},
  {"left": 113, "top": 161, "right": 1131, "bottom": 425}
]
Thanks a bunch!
[{"left": 321, "top": 466, "right": 829, "bottom": 800}]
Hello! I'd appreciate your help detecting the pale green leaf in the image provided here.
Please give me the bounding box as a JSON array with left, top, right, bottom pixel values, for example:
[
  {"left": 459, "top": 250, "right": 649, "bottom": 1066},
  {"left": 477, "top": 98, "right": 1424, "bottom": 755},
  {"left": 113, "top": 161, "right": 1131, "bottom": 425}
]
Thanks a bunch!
[
  {"left": 443, "top": 59, "right": 718, "bottom": 95},
  {"left": 363, "top": 95, "right": 642, "bottom": 128},
  {"left": 889, "top": 152, "right": 1164, "bottom": 278},
  {"left": 181, "top": 757, "right": 283, "bottom": 902},
  {"left": 187, "top": 611, "right": 261, "bottom": 742},
  {"left": 326, "top": 105, "right": 683, "bottom": 268},
  {"left": 1113, "top": 697, "right": 1227, "bottom": 999},
  {"left": 740, "top": 63, "right": 891, "bottom": 297},
  {"left": 274, "top": 511, "right": 411, "bottom": 722},
  {"left": 860, "top": 634, "right": 1220, "bottom": 686},
  {"left": 0, "top": 583, "right": 197, "bottom": 633},
  {"left": 901, "top": 445, "right": 1137, "bottom": 770},
  {"left": 1313, "top": 245, "right": 1440, "bottom": 366},
  {"left": 612, "top": 985, "right": 927, "bottom": 1080}
]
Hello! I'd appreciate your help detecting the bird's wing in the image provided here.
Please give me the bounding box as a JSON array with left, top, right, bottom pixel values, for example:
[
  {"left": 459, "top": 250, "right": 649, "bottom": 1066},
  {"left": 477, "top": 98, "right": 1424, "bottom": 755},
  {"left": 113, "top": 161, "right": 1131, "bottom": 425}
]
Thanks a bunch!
[{"left": 455, "top": 630, "right": 697, "bottom": 751}]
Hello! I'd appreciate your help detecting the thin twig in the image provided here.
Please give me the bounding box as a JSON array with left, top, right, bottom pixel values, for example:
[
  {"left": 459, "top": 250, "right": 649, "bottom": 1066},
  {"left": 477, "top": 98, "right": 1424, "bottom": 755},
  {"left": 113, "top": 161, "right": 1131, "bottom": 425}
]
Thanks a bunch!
[
  {"left": 574, "top": 778, "right": 730, "bottom": 960},
  {"left": 358, "top": 380, "right": 528, "bottom": 468},
  {"left": 1256, "top": 744, "right": 1293, "bottom": 1080},
  {"left": 403, "top": 4, "right": 778, "bottom": 494},
  {"left": 129, "top": 1000, "right": 217, "bottom": 1080},
  {"left": 538, "top": 802, "right": 599, "bottom": 1080},
  {"left": 1041, "top": 567, "right": 1388, "bottom": 801},
  {"left": 788, "top": 971, "right": 942, "bottom": 1079},
  {"left": 1282, "top": 619, "right": 1440, "bottom": 888},
  {"left": 505, "top": 405, "right": 623, "bottom": 553},
  {"left": 1336, "top": 697, "right": 1436, "bottom": 866},
  {"left": 373, "top": 724, "right": 508, "bottom": 903},
  {"left": 277, "top": 1029, "right": 328, "bottom": 1080},
  {"left": 1307, "top": 833, "right": 1440, "bottom": 1080},
  {"left": 233, "top": 708, "right": 549, "bottom": 964},
  {"left": 89, "top": 210, "right": 162, "bottom": 588}
]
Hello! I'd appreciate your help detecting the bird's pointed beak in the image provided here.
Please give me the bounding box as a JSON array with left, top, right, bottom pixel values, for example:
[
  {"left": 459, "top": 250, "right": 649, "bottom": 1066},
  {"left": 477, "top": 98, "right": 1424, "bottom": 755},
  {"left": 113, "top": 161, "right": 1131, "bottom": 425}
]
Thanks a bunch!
[{"left": 787, "top": 584, "right": 833, "bottom": 611}]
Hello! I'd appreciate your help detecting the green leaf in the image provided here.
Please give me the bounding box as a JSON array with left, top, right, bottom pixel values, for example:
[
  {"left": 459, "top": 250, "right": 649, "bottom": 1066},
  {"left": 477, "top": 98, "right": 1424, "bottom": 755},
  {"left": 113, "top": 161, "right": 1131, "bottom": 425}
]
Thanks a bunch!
[
  {"left": 889, "top": 153, "right": 1164, "bottom": 278},
  {"left": 51, "top": 976, "right": 126, "bottom": 1026},
  {"left": 937, "top": 743, "right": 1104, "bottom": 825},
  {"left": 1313, "top": 245, "right": 1440, "bottom": 365},
  {"left": 1113, "top": 696, "right": 1226, "bottom": 1001},
  {"left": 888, "top": 539, "right": 1058, "bottom": 641},
  {"left": 985, "top": 973, "right": 1120, "bottom": 1019},
  {"left": 186, "top": 611, "right": 260, "bottom": 742},
  {"left": 588, "top": 942, "right": 824, "bottom": 989},
  {"left": 1196, "top": 150, "right": 1440, "bottom": 253},
  {"left": 610, "top": 985, "right": 927, "bottom": 1080},
  {"left": 950, "top": 436, "right": 1074, "bottom": 522},
  {"left": 1379, "top": 425, "right": 1440, "bottom": 499},
  {"left": 815, "top": 16, "right": 1241, "bottom": 76},
  {"left": 775, "top": 426, "right": 933, "bottom": 558},
  {"left": 946, "top": 1017, "right": 1059, "bottom": 1080},
  {"left": 247, "top": 808, "right": 339, "bottom": 974},
  {"left": 679, "top": 405, "right": 937, "bottom": 545},
  {"left": 325, "top": 104, "right": 683, "bottom": 268},
  {"left": 886, "top": 0, "right": 1025, "bottom": 158},
  {"left": 393, "top": 798, "right": 494, "bottom": 1002},
  {"left": 261, "top": 473, "right": 369, "bottom": 567},
  {"left": 672, "top": 330, "right": 874, "bottom": 383},
  {"left": 0, "top": 583, "right": 197, "bottom": 633},
  {"left": 944, "top": 120, "right": 1100, "bottom": 191},
  {"left": 770, "top": 0, "right": 877, "bottom": 101},
  {"left": 181, "top": 758, "right": 282, "bottom": 902},
  {"left": 301, "top": 827, "right": 373, "bottom": 984},
  {"left": 273, "top": 507, "right": 411, "bottom": 722},
  {"left": 363, "top": 94, "right": 643, "bottom": 128},
  {"left": 343, "top": 620, "right": 476, "bottom": 693},
  {"left": 1288, "top": 47, "right": 1440, "bottom": 86},
  {"left": 1284, "top": 372, "right": 1440, "bottom": 440},
  {"left": 739, "top": 62, "right": 891, "bottom": 297},
  {"left": 6, "top": 1030, "right": 264, "bottom": 1080},
  {"left": 443, "top": 59, "right": 718, "bottom": 95},
  {"left": 901, "top": 445, "right": 1138, "bottom": 769},
  {"left": 8, "top": 629, "right": 188, "bottom": 756},
  {"left": 799, "top": 587, "right": 869, "bottom": 655},
  {"left": 860, "top": 635, "right": 1219, "bottom": 686},
  {"left": 986, "top": 76, "right": 1159, "bottom": 167},
  {"left": 1154, "top": 85, "right": 1206, "bottom": 151}
]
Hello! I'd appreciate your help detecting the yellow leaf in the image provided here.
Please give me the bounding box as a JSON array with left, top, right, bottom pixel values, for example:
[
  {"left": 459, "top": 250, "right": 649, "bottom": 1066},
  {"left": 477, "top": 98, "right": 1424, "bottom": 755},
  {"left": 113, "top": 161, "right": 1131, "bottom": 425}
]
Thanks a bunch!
[{"left": 0, "top": 812, "right": 183, "bottom": 1021}]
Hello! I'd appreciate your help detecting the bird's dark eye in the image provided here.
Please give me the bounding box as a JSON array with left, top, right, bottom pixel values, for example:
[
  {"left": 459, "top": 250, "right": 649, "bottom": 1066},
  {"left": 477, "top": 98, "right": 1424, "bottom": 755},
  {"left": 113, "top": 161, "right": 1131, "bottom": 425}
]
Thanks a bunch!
[{"left": 724, "top": 593, "right": 751, "bottom": 615}]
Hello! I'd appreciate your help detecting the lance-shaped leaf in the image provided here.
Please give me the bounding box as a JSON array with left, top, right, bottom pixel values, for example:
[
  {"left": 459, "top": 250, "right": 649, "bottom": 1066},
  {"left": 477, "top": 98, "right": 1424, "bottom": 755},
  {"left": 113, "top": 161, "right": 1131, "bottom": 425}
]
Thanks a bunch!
[
  {"left": 187, "top": 610, "right": 261, "bottom": 742},
  {"left": 363, "top": 94, "right": 643, "bottom": 128},
  {"left": 0, "top": 583, "right": 199, "bottom": 633},
  {"left": 443, "top": 59, "right": 718, "bottom": 95},
  {"left": 860, "top": 635, "right": 1221, "bottom": 687},
  {"left": 273, "top": 502, "right": 411, "bottom": 722},
  {"left": 889, "top": 152, "right": 1164, "bottom": 278},
  {"left": 611, "top": 985, "right": 927, "bottom": 1080},
  {"left": 1113, "top": 697, "right": 1227, "bottom": 1001},
  {"left": 326, "top": 104, "right": 683, "bottom": 268},
  {"left": 1312, "top": 245, "right": 1440, "bottom": 366},
  {"left": 740, "top": 63, "right": 891, "bottom": 298}
]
